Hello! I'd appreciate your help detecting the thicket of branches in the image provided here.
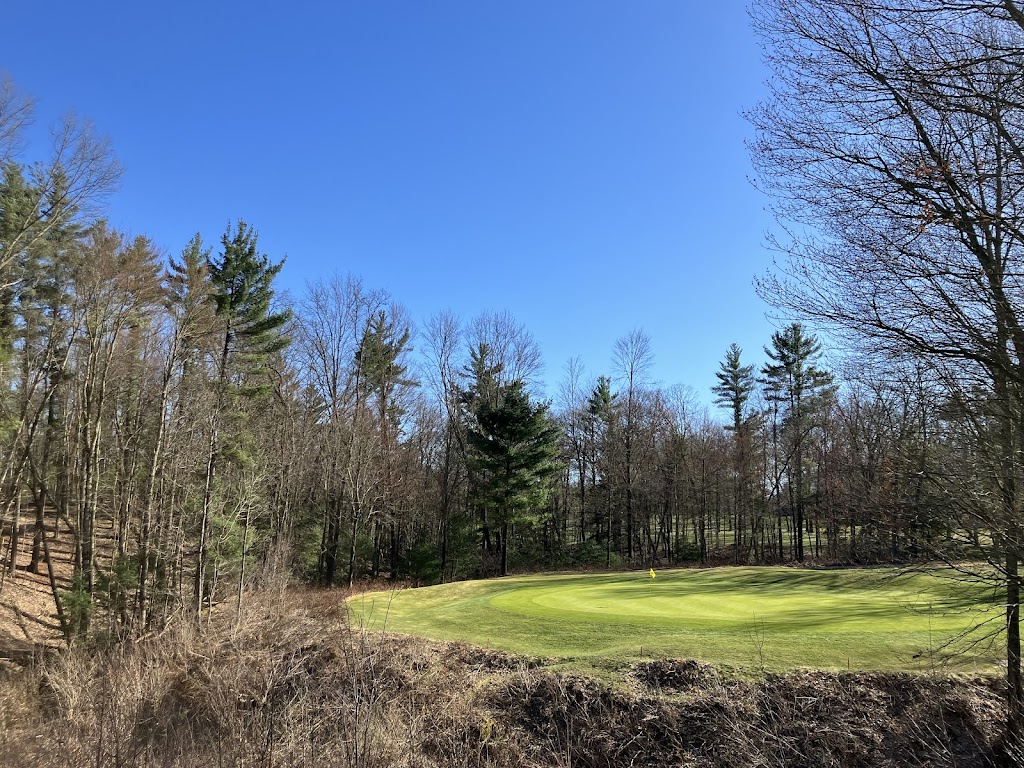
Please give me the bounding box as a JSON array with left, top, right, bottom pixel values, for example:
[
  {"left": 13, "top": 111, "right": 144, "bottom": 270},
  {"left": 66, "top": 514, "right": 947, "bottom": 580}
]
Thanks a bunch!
[{"left": 747, "top": 0, "right": 1024, "bottom": 755}]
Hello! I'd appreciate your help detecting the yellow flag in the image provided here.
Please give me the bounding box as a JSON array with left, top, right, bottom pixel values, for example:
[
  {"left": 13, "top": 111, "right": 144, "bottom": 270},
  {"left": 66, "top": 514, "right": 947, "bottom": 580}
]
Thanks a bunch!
[{"left": 649, "top": 568, "right": 656, "bottom": 579}]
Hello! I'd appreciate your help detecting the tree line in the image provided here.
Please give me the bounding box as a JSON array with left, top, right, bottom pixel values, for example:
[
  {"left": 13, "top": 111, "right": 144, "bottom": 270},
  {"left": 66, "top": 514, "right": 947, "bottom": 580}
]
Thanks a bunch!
[{"left": 0, "top": 74, "right": 976, "bottom": 644}]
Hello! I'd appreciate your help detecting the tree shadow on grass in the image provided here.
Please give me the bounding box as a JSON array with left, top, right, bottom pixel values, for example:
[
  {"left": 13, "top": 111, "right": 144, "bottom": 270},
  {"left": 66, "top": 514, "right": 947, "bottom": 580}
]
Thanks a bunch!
[
  {"left": 583, "top": 568, "right": 988, "bottom": 603},
  {"left": 551, "top": 569, "right": 995, "bottom": 634}
]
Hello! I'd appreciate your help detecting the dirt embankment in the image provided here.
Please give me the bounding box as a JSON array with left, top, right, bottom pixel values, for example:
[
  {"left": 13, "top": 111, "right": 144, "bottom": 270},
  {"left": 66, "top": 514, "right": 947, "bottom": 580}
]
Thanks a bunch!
[{"left": 0, "top": 590, "right": 1006, "bottom": 768}]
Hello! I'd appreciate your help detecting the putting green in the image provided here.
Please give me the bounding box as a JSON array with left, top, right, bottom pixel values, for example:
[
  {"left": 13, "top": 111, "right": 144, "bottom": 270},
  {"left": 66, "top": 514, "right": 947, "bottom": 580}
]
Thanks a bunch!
[{"left": 348, "top": 567, "right": 1002, "bottom": 672}]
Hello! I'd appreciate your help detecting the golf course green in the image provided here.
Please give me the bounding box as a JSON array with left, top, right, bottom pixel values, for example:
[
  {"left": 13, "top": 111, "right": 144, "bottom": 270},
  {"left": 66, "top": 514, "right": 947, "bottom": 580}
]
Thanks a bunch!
[{"left": 348, "top": 567, "right": 1003, "bottom": 672}]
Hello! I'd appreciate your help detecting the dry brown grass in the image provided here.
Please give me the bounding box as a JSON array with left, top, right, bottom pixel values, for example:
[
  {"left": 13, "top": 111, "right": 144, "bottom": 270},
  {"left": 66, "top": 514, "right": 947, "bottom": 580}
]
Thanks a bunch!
[{"left": 0, "top": 588, "right": 1006, "bottom": 768}]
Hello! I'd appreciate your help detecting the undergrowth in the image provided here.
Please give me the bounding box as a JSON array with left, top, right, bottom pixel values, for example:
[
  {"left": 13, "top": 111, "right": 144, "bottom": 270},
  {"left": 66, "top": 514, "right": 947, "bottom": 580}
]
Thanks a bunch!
[{"left": 0, "top": 588, "right": 1006, "bottom": 767}]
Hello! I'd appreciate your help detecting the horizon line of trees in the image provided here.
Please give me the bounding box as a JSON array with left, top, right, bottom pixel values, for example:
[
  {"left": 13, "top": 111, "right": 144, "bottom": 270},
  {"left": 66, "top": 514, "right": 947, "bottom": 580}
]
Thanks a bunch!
[{"left": 0, "top": 74, "right": 988, "bottom": 648}]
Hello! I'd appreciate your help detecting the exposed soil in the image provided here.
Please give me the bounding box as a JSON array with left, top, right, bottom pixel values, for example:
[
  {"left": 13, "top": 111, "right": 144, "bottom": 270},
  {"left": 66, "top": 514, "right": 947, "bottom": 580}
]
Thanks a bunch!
[{"left": 0, "top": 515, "right": 74, "bottom": 656}]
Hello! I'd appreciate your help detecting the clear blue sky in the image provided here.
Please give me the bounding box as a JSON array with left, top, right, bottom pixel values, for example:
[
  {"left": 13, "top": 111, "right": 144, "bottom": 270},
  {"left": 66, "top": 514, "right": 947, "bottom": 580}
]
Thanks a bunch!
[{"left": 4, "top": 1, "right": 778, "bottom": 407}]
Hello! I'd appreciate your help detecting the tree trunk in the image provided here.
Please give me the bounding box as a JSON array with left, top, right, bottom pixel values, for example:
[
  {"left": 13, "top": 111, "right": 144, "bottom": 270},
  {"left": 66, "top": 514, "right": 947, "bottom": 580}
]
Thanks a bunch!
[
  {"left": 1007, "top": 550, "right": 1023, "bottom": 760},
  {"left": 500, "top": 520, "right": 508, "bottom": 577},
  {"left": 347, "top": 510, "right": 359, "bottom": 589},
  {"left": 323, "top": 500, "right": 340, "bottom": 585},
  {"left": 196, "top": 426, "right": 218, "bottom": 617},
  {"left": 8, "top": 492, "right": 19, "bottom": 576},
  {"left": 236, "top": 502, "right": 250, "bottom": 625}
]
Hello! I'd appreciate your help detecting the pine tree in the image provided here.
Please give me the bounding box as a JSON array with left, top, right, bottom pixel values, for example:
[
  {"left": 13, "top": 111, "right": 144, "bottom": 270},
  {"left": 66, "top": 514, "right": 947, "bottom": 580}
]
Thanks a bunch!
[
  {"left": 761, "top": 324, "right": 833, "bottom": 562},
  {"left": 467, "top": 380, "right": 560, "bottom": 576},
  {"left": 207, "top": 222, "right": 291, "bottom": 398},
  {"left": 713, "top": 343, "right": 756, "bottom": 561},
  {"left": 460, "top": 343, "right": 503, "bottom": 413},
  {"left": 354, "top": 309, "right": 415, "bottom": 580},
  {"left": 586, "top": 376, "right": 617, "bottom": 561},
  {"left": 713, "top": 343, "right": 755, "bottom": 434},
  {"left": 196, "top": 221, "right": 290, "bottom": 616}
]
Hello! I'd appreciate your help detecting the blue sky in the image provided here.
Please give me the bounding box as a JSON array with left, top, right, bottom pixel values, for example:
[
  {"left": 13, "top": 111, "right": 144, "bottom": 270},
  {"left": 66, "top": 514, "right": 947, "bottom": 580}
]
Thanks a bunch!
[{"left": 4, "top": 1, "right": 778, "bottom": 407}]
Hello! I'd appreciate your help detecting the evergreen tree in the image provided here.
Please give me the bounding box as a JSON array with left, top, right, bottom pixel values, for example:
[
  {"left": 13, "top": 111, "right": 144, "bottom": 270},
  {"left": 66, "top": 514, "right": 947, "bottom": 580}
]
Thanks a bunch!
[
  {"left": 587, "top": 376, "right": 616, "bottom": 419},
  {"left": 467, "top": 380, "right": 560, "bottom": 576},
  {"left": 586, "top": 376, "right": 617, "bottom": 560},
  {"left": 460, "top": 343, "right": 503, "bottom": 413},
  {"left": 761, "top": 324, "right": 833, "bottom": 561},
  {"left": 0, "top": 164, "right": 47, "bottom": 379},
  {"left": 207, "top": 222, "right": 291, "bottom": 398},
  {"left": 196, "top": 221, "right": 290, "bottom": 615},
  {"left": 459, "top": 343, "right": 505, "bottom": 560},
  {"left": 354, "top": 308, "right": 415, "bottom": 580},
  {"left": 713, "top": 343, "right": 756, "bottom": 561},
  {"left": 713, "top": 343, "right": 755, "bottom": 434}
]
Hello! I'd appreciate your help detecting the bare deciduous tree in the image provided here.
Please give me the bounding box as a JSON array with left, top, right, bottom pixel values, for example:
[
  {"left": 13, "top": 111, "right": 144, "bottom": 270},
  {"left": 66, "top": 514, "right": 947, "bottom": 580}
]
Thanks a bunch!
[{"left": 750, "top": 0, "right": 1024, "bottom": 749}]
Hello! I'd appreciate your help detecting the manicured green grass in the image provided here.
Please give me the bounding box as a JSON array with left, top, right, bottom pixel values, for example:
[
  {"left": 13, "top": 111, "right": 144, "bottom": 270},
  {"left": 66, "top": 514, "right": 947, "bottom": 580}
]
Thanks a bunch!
[{"left": 348, "top": 567, "right": 1003, "bottom": 673}]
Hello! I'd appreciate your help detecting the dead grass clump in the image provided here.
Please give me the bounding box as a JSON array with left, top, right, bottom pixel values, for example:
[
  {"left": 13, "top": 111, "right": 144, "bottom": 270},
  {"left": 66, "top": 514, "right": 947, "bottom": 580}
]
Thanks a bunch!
[
  {"left": 0, "top": 665, "right": 44, "bottom": 765},
  {"left": 488, "top": 668, "right": 701, "bottom": 767},
  {"left": 3, "top": 592, "right": 425, "bottom": 768},
  {"left": 727, "top": 671, "right": 1001, "bottom": 768},
  {"left": 483, "top": 665, "right": 1001, "bottom": 768},
  {"left": 442, "top": 641, "right": 537, "bottom": 673},
  {"left": 632, "top": 658, "right": 720, "bottom": 691}
]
